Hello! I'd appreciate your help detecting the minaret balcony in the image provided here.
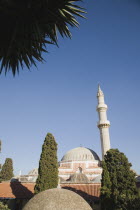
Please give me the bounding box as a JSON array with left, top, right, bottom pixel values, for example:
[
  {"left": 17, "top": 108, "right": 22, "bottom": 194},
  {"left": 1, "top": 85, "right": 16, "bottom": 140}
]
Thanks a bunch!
[{"left": 97, "top": 120, "right": 110, "bottom": 128}]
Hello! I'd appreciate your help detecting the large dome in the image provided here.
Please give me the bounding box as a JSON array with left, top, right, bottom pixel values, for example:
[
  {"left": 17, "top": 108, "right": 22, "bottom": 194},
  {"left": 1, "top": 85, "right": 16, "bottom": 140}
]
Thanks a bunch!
[
  {"left": 61, "top": 147, "right": 100, "bottom": 161},
  {"left": 23, "top": 188, "right": 92, "bottom": 210}
]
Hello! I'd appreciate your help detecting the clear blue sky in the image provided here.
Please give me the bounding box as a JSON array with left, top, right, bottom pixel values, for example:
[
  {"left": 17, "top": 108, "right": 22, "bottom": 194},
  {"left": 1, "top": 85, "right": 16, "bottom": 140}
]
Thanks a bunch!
[{"left": 0, "top": 0, "right": 140, "bottom": 175}]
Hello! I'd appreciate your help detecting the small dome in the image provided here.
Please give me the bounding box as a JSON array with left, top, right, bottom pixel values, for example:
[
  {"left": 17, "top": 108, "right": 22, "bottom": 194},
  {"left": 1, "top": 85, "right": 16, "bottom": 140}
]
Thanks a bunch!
[
  {"left": 28, "top": 168, "right": 38, "bottom": 176},
  {"left": 23, "top": 188, "right": 92, "bottom": 210},
  {"left": 67, "top": 173, "right": 89, "bottom": 184},
  {"left": 61, "top": 147, "right": 100, "bottom": 161},
  {"left": 92, "top": 174, "right": 102, "bottom": 183}
]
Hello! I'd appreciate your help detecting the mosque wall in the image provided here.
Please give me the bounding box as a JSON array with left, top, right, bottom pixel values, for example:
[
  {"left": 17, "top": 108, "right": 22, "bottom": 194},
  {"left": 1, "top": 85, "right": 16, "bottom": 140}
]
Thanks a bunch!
[{"left": 59, "top": 159, "right": 102, "bottom": 181}]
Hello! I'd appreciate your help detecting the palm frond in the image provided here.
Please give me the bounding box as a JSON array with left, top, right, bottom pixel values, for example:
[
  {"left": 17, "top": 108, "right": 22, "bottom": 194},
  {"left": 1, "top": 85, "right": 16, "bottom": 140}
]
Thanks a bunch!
[{"left": 0, "top": 0, "right": 86, "bottom": 75}]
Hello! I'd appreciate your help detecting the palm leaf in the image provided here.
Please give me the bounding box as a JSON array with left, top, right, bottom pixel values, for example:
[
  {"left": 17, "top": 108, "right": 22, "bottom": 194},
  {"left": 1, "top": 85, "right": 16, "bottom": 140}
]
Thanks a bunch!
[{"left": 0, "top": 0, "right": 86, "bottom": 75}]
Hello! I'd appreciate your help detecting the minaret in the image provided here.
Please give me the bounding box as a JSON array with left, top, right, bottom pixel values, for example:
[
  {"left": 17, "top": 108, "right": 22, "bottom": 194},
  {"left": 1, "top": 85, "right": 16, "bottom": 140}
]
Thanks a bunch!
[{"left": 96, "top": 85, "right": 111, "bottom": 160}]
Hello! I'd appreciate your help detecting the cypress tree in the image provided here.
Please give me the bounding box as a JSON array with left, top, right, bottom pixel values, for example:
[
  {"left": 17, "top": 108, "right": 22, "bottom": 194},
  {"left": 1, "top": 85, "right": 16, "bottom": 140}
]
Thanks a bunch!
[
  {"left": 101, "top": 149, "right": 139, "bottom": 210},
  {"left": 34, "top": 133, "right": 58, "bottom": 194},
  {"left": 0, "top": 158, "right": 14, "bottom": 181}
]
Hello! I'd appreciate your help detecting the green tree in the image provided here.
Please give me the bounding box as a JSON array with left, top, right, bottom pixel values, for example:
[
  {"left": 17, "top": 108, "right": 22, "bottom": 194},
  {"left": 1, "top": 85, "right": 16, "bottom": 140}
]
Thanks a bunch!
[
  {"left": 126, "top": 197, "right": 140, "bottom": 210},
  {"left": 0, "top": 202, "right": 10, "bottom": 210},
  {"left": 100, "top": 162, "right": 112, "bottom": 210},
  {"left": 100, "top": 149, "right": 139, "bottom": 210},
  {"left": 34, "top": 133, "right": 58, "bottom": 194},
  {"left": 0, "top": 0, "right": 85, "bottom": 75},
  {"left": 0, "top": 158, "right": 14, "bottom": 181}
]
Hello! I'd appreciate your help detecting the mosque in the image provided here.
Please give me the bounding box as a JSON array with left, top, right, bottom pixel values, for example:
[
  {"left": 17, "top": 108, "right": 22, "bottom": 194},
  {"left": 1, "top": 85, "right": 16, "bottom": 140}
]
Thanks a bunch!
[
  {"left": 0, "top": 86, "right": 112, "bottom": 209},
  {"left": 59, "top": 85, "right": 111, "bottom": 182},
  {"left": 16, "top": 85, "right": 111, "bottom": 184}
]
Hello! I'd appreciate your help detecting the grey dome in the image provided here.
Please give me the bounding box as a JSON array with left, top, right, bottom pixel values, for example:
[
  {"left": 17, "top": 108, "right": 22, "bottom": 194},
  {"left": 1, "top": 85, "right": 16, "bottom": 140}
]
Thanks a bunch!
[
  {"left": 67, "top": 173, "right": 89, "bottom": 184},
  {"left": 61, "top": 147, "right": 100, "bottom": 161},
  {"left": 23, "top": 188, "right": 92, "bottom": 210}
]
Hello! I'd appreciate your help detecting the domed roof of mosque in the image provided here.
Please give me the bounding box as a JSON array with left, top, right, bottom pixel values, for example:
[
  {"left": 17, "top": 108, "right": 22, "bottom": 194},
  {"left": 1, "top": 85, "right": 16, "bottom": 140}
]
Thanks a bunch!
[
  {"left": 66, "top": 173, "right": 89, "bottom": 184},
  {"left": 61, "top": 147, "right": 100, "bottom": 162},
  {"left": 28, "top": 168, "right": 38, "bottom": 176},
  {"left": 23, "top": 188, "right": 92, "bottom": 210}
]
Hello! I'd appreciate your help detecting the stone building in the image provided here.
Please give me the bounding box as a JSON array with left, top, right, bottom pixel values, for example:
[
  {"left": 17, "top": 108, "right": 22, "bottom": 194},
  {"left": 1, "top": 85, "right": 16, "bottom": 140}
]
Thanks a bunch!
[{"left": 12, "top": 168, "right": 38, "bottom": 183}]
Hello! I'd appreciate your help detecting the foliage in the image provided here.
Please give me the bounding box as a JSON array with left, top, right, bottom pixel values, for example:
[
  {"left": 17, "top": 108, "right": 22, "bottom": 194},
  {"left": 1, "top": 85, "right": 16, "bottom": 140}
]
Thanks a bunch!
[
  {"left": 100, "top": 149, "right": 139, "bottom": 210},
  {"left": 126, "top": 197, "right": 140, "bottom": 210},
  {"left": 34, "top": 133, "right": 58, "bottom": 194},
  {"left": 0, "top": 202, "right": 10, "bottom": 210},
  {"left": 0, "top": 158, "right": 14, "bottom": 181},
  {"left": 100, "top": 162, "right": 112, "bottom": 210},
  {"left": 0, "top": 0, "right": 86, "bottom": 75}
]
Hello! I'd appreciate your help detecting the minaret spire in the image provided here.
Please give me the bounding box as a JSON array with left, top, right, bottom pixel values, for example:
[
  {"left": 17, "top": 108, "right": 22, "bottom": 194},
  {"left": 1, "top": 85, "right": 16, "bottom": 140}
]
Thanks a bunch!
[
  {"left": 96, "top": 85, "right": 111, "bottom": 160},
  {"left": 98, "top": 84, "right": 103, "bottom": 94}
]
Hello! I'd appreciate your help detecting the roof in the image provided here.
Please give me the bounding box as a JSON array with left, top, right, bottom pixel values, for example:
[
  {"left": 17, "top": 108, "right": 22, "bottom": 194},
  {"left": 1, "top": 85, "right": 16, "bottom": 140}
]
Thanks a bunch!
[
  {"left": 61, "top": 147, "right": 100, "bottom": 162},
  {"left": 23, "top": 188, "right": 92, "bottom": 210},
  {"left": 0, "top": 182, "right": 35, "bottom": 199},
  {"left": 0, "top": 181, "right": 101, "bottom": 201},
  {"left": 61, "top": 183, "right": 101, "bottom": 200}
]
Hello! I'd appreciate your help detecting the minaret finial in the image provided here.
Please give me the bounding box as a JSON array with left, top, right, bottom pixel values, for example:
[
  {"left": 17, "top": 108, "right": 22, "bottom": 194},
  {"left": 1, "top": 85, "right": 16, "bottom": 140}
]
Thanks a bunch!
[{"left": 97, "top": 84, "right": 104, "bottom": 97}]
